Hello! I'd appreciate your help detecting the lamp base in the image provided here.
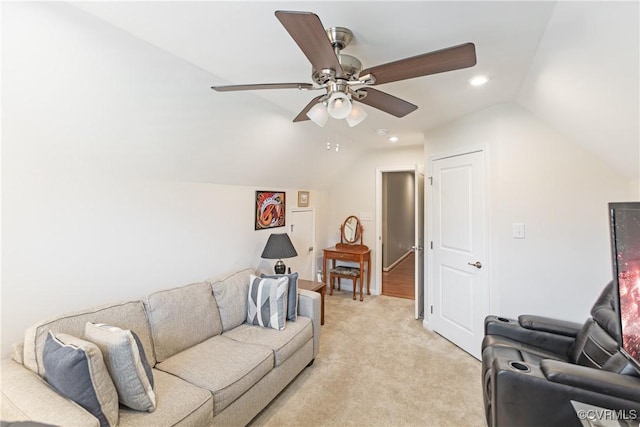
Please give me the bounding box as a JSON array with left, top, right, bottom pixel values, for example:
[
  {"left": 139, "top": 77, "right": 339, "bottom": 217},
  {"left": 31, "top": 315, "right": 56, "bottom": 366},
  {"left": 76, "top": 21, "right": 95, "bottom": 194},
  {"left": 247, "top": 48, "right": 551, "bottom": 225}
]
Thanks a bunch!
[{"left": 274, "top": 260, "right": 286, "bottom": 275}]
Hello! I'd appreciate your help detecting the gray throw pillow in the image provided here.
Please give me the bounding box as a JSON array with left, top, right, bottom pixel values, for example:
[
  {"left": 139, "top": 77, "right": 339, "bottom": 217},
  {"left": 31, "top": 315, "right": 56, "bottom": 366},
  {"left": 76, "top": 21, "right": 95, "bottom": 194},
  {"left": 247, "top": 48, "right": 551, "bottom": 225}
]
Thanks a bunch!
[
  {"left": 42, "top": 332, "right": 118, "bottom": 427},
  {"left": 84, "top": 323, "right": 156, "bottom": 412},
  {"left": 247, "top": 275, "right": 288, "bottom": 330},
  {"left": 261, "top": 272, "right": 298, "bottom": 321}
]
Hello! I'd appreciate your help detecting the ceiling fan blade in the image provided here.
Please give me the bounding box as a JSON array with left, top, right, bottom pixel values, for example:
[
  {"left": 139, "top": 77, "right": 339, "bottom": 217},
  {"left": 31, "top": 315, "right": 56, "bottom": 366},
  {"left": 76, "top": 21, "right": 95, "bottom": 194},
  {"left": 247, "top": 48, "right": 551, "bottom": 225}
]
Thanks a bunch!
[
  {"left": 293, "top": 95, "right": 324, "bottom": 122},
  {"left": 353, "top": 88, "right": 418, "bottom": 118},
  {"left": 275, "top": 11, "right": 343, "bottom": 76},
  {"left": 211, "top": 83, "right": 314, "bottom": 92},
  {"left": 360, "top": 43, "right": 477, "bottom": 85}
]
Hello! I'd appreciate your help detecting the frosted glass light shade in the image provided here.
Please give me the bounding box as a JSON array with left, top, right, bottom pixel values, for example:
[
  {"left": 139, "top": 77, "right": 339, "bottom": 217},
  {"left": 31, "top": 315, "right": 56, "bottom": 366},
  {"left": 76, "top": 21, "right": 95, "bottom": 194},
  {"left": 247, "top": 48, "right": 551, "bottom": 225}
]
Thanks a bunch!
[
  {"left": 346, "top": 104, "right": 367, "bottom": 127},
  {"left": 306, "top": 102, "right": 329, "bottom": 127},
  {"left": 327, "top": 92, "right": 352, "bottom": 119}
]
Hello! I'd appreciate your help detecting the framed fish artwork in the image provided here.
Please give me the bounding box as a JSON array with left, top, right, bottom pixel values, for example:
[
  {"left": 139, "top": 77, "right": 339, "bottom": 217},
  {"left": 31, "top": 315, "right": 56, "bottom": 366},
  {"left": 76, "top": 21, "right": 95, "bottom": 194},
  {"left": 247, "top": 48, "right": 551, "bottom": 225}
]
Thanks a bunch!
[{"left": 255, "top": 191, "right": 286, "bottom": 230}]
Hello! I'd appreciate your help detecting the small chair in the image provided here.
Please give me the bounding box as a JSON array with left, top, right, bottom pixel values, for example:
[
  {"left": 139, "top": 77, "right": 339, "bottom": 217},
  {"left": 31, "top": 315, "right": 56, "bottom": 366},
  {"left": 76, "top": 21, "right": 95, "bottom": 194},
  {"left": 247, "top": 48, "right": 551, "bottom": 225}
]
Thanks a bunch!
[{"left": 329, "top": 266, "right": 362, "bottom": 301}]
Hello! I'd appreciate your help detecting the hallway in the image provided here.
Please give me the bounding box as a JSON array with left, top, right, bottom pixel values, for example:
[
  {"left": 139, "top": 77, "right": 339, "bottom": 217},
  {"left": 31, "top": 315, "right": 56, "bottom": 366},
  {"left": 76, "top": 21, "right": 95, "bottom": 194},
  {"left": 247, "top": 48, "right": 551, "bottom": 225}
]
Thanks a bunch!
[{"left": 381, "top": 252, "right": 415, "bottom": 299}]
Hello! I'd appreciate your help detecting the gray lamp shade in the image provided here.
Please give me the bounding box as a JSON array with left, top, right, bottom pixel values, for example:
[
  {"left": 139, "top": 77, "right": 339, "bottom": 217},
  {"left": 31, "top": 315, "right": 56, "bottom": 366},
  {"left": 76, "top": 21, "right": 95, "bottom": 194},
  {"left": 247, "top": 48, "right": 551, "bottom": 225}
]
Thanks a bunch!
[{"left": 261, "top": 233, "right": 298, "bottom": 259}]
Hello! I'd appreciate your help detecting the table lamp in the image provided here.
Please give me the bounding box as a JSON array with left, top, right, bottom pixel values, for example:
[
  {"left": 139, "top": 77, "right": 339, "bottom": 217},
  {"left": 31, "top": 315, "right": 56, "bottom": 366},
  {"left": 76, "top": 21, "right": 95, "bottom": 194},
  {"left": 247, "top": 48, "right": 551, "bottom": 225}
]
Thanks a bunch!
[{"left": 261, "top": 233, "right": 298, "bottom": 274}]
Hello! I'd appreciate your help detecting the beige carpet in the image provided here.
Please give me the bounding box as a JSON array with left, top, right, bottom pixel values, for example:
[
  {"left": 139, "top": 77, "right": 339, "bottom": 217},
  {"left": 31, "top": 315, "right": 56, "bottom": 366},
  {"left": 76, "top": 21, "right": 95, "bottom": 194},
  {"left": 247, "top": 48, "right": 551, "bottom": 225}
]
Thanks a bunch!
[{"left": 249, "top": 290, "right": 486, "bottom": 427}]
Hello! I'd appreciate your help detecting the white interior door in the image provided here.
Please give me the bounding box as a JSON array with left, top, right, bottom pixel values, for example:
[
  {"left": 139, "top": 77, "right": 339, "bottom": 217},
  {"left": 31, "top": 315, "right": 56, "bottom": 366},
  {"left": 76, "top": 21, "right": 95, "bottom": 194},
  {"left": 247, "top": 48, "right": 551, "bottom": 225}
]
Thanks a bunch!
[
  {"left": 288, "top": 209, "right": 315, "bottom": 280},
  {"left": 429, "top": 150, "right": 487, "bottom": 359},
  {"left": 414, "top": 165, "right": 425, "bottom": 319}
]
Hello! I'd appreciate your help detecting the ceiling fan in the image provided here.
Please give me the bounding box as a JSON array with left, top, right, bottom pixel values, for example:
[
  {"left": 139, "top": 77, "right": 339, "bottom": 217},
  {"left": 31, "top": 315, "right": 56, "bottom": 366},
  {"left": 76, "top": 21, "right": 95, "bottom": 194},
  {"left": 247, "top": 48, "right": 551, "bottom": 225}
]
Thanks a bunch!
[{"left": 211, "top": 11, "right": 477, "bottom": 127}]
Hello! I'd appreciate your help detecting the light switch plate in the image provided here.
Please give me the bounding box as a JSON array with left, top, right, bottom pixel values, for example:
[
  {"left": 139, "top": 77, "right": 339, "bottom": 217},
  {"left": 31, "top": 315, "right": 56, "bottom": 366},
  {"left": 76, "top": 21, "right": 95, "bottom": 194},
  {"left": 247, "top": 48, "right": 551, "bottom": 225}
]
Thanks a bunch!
[
  {"left": 512, "top": 223, "right": 525, "bottom": 239},
  {"left": 359, "top": 212, "right": 373, "bottom": 221}
]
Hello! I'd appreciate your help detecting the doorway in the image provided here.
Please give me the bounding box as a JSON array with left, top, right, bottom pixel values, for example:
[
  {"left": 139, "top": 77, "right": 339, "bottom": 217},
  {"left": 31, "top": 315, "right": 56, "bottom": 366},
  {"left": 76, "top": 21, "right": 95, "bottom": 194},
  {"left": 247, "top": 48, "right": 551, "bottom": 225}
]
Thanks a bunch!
[
  {"left": 288, "top": 208, "right": 316, "bottom": 281},
  {"left": 376, "top": 166, "right": 425, "bottom": 319}
]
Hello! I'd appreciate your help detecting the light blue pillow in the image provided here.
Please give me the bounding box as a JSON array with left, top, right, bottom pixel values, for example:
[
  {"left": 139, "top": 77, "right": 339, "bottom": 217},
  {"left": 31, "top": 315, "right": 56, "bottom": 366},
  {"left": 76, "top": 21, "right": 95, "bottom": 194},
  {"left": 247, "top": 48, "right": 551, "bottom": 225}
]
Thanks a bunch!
[
  {"left": 261, "top": 272, "right": 298, "bottom": 321},
  {"left": 84, "top": 323, "right": 156, "bottom": 412},
  {"left": 247, "top": 275, "right": 289, "bottom": 330},
  {"left": 43, "top": 331, "right": 118, "bottom": 427}
]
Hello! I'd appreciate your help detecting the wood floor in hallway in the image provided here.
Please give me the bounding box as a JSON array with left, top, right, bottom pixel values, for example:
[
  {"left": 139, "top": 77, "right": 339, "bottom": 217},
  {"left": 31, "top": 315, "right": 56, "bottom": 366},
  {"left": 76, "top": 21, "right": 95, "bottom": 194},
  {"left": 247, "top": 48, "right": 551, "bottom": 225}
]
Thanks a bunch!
[{"left": 381, "top": 252, "right": 415, "bottom": 299}]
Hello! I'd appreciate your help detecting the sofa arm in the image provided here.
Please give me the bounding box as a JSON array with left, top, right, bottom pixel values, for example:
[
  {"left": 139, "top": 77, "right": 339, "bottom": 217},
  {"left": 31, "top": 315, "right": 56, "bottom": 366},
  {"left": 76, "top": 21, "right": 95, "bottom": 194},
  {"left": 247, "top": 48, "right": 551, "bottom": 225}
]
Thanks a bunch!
[
  {"left": 1, "top": 359, "right": 98, "bottom": 426},
  {"left": 541, "top": 359, "right": 640, "bottom": 403},
  {"left": 298, "top": 289, "right": 321, "bottom": 358}
]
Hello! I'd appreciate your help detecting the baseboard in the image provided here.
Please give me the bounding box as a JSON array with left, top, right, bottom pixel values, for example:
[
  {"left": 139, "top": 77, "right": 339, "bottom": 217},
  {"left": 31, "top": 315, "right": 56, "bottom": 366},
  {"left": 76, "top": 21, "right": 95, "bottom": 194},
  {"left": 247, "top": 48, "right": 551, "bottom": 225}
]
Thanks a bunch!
[{"left": 382, "top": 250, "right": 413, "bottom": 272}]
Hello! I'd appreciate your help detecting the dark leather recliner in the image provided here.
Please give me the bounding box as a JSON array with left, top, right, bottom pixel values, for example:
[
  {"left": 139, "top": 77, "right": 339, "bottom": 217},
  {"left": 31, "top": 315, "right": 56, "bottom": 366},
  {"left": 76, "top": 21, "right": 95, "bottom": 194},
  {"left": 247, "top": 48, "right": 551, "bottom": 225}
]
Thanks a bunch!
[{"left": 482, "top": 281, "right": 640, "bottom": 427}]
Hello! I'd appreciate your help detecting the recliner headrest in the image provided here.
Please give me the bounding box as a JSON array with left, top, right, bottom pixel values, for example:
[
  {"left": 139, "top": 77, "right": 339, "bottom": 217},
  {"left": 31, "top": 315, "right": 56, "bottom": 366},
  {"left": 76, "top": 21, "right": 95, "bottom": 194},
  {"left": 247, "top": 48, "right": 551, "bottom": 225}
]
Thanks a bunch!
[{"left": 590, "top": 280, "right": 619, "bottom": 340}]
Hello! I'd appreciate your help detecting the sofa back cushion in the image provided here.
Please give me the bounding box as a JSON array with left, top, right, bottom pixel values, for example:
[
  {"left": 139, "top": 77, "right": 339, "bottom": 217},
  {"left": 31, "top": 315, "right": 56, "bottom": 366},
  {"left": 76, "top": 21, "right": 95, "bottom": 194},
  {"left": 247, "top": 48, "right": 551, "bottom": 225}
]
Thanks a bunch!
[
  {"left": 144, "top": 282, "right": 222, "bottom": 362},
  {"left": 208, "top": 268, "right": 254, "bottom": 332},
  {"left": 23, "top": 300, "right": 154, "bottom": 377}
]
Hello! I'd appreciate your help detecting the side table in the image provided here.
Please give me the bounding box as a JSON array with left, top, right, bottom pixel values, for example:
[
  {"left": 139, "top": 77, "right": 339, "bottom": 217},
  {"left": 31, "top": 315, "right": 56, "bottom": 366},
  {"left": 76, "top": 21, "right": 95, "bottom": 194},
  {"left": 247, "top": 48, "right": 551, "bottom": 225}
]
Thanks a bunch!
[{"left": 297, "top": 279, "right": 326, "bottom": 325}]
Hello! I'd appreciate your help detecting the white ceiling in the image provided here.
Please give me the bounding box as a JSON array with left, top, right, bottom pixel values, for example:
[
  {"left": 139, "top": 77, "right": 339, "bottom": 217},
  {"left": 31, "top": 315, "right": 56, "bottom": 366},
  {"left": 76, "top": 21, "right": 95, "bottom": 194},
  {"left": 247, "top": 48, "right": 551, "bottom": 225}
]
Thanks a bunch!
[{"left": 69, "top": 1, "right": 639, "bottom": 179}]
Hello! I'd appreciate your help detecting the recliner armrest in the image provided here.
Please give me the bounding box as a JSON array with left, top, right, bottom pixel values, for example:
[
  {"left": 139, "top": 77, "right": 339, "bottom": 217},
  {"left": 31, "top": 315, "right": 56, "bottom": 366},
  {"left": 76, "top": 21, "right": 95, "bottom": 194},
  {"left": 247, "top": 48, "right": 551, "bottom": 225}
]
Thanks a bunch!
[
  {"left": 518, "top": 315, "right": 582, "bottom": 337},
  {"left": 484, "top": 316, "right": 575, "bottom": 356},
  {"left": 541, "top": 359, "right": 640, "bottom": 403}
]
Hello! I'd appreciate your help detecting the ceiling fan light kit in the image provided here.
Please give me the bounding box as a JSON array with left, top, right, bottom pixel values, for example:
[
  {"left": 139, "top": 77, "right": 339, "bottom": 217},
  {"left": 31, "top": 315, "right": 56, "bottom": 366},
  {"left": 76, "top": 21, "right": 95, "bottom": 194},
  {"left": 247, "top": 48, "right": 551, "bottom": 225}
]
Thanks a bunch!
[
  {"left": 346, "top": 104, "right": 367, "bottom": 127},
  {"left": 211, "top": 11, "right": 477, "bottom": 127},
  {"left": 307, "top": 102, "right": 329, "bottom": 127},
  {"left": 327, "top": 92, "right": 352, "bottom": 119}
]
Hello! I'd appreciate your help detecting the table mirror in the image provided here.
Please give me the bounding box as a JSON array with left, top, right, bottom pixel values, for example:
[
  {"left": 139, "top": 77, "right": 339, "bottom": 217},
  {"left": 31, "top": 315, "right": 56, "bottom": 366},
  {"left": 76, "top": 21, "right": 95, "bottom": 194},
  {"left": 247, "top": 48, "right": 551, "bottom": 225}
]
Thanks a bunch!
[{"left": 341, "top": 215, "right": 362, "bottom": 244}]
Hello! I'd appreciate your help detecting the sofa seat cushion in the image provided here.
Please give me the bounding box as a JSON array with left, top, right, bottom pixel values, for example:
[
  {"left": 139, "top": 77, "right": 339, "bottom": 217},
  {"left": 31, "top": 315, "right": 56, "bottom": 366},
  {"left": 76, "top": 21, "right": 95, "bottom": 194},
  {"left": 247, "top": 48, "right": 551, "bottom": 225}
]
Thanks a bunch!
[
  {"left": 223, "top": 316, "right": 312, "bottom": 367},
  {"left": 154, "top": 335, "right": 273, "bottom": 415},
  {"left": 118, "top": 369, "right": 212, "bottom": 427}
]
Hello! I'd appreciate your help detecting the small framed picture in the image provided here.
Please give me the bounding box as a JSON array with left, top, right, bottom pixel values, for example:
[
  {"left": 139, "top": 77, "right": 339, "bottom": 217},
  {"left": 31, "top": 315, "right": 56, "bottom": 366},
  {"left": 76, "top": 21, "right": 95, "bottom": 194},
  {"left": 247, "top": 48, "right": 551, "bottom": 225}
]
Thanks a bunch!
[{"left": 297, "top": 191, "right": 310, "bottom": 207}]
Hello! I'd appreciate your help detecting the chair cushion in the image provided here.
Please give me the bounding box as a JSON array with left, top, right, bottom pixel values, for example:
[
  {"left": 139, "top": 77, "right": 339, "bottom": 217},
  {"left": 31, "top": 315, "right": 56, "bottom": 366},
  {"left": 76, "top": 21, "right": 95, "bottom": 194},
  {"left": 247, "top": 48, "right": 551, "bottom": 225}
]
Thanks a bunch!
[
  {"left": 569, "top": 318, "right": 618, "bottom": 368},
  {"left": 154, "top": 335, "right": 273, "bottom": 415},
  {"left": 223, "top": 316, "right": 312, "bottom": 366},
  {"left": 330, "top": 266, "right": 360, "bottom": 277}
]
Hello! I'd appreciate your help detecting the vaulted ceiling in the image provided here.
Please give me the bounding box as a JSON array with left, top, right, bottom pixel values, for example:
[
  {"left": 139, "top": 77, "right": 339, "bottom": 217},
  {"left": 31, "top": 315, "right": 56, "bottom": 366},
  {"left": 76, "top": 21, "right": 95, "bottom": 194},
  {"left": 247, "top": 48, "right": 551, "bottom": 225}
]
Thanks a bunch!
[{"left": 55, "top": 1, "right": 640, "bottom": 184}]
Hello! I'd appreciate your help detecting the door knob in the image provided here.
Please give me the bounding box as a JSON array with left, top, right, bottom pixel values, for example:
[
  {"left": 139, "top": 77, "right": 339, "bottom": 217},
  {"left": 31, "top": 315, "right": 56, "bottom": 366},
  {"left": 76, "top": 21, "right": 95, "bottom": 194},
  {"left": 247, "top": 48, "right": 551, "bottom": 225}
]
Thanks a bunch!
[{"left": 468, "top": 261, "right": 482, "bottom": 269}]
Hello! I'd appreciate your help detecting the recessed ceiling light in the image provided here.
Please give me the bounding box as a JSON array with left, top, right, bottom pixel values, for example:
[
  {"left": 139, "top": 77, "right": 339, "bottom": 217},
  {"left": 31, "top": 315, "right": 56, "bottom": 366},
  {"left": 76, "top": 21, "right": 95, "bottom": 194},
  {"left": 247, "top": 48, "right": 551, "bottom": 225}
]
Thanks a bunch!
[
  {"left": 376, "top": 128, "right": 388, "bottom": 136},
  {"left": 388, "top": 136, "right": 399, "bottom": 143},
  {"left": 469, "top": 75, "right": 489, "bottom": 86}
]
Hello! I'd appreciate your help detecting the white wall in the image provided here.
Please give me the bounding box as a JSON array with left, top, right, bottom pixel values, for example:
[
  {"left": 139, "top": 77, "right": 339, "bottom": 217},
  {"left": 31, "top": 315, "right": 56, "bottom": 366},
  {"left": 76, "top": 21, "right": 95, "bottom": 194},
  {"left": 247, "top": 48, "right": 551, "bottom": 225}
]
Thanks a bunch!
[
  {"left": 326, "top": 145, "right": 424, "bottom": 294},
  {"left": 0, "top": 2, "right": 333, "bottom": 356},
  {"left": 425, "top": 103, "right": 635, "bottom": 323},
  {"left": 517, "top": 1, "right": 639, "bottom": 180},
  {"left": 2, "top": 174, "right": 328, "bottom": 355}
]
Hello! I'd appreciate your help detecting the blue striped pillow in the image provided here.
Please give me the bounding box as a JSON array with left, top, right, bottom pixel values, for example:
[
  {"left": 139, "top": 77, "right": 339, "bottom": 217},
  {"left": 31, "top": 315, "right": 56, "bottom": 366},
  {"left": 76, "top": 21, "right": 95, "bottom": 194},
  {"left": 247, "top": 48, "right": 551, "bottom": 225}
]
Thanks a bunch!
[{"left": 247, "top": 275, "right": 289, "bottom": 330}]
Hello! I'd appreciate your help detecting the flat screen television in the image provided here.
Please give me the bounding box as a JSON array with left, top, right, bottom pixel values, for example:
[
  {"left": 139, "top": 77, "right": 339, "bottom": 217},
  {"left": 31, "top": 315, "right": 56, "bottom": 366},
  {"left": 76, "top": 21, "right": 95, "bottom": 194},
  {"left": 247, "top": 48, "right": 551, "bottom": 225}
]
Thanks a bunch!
[{"left": 609, "top": 201, "right": 640, "bottom": 373}]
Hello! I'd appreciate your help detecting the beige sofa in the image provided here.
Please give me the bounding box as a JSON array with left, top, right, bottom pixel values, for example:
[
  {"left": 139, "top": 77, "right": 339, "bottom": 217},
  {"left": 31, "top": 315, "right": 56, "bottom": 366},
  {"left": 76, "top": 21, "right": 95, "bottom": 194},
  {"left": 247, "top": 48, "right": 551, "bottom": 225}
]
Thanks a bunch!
[{"left": 0, "top": 268, "right": 321, "bottom": 426}]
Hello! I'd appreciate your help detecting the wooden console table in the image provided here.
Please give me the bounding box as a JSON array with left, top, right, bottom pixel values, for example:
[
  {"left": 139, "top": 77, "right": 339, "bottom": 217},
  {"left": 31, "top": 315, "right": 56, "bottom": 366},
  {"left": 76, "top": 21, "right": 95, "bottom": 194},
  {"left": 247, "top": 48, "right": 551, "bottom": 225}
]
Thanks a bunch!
[{"left": 322, "top": 245, "right": 371, "bottom": 298}]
